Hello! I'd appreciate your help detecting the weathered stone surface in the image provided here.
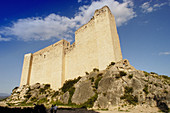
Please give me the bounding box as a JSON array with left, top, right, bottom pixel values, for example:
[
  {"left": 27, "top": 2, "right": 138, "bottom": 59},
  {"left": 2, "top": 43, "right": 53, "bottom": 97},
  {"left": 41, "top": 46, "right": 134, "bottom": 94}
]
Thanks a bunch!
[
  {"left": 72, "top": 80, "right": 95, "bottom": 105},
  {"left": 59, "top": 91, "right": 70, "bottom": 104},
  {"left": 3, "top": 59, "right": 170, "bottom": 112}
]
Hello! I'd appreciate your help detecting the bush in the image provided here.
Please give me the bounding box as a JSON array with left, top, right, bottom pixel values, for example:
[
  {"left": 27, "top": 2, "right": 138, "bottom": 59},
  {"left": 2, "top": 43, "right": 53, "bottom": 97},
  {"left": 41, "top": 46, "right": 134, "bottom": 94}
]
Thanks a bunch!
[
  {"left": 115, "top": 74, "right": 120, "bottom": 79},
  {"left": 30, "top": 97, "right": 37, "bottom": 102},
  {"left": 120, "top": 86, "right": 138, "bottom": 105},
  {"left": 81, "top": 93, "right": 98, "bottom": 108},
  {"left": 90, "top": 77, "right": 94, "bottom": 82},
  {"left": 61, "top": 76, "right": 81, "bottom": 93},
  {"left": 144, "top": 71, "right": 150, "bottom": 77},
  {"left": 44, "top": 84, "right": 50, "bottom": 89},
  {"left": 93, "top": 68, "right": 99, "bottom": 72},
  {"left": 128, "top": 74, "right": 133, "bottom": 79},
  {"left": 119, "top": 71, "right": 127, "bottom": 77},
  {"left": 12, "top": 87, "right": 19, "bottom": 92},
  {"left": 52, "top": 91, "right": 59, "bottom": 97},
  {"left": 95, "top": 76, "right": 102, "bottom": 89},
  {"left": 24, "top": 94, "right": 31, "bottom": 99},
  {"left": 120, "top": 94, "right": 138, "bottom": 105},
  {"left": 97, "top": 73, "right": 103, "bottom": 77},
  {"left": 164, "top": 90, "right": 168, "bottom": 94},
  {"left": 68, "top": 87, "right": 75, "bottom": 104},
  {"left": 143, "top": 85, "right": 149, "bottom": 95},
  {"left": 160, "top": 75, "right": 170, "bottom": 80},
  {"left": 154, "top": 83, "right": 158, "bottom": 87},
  {"left": 150, "top": 72, "right": 158, "bottom": 75},
  {"left": 37, "top": 98, "right": 48, "bottom": 104},
  {"left": 110, "top": 62, "right": 115, "bottom": 65},
  {"left": 39, "top": 88, "right": 46, "bottom": 94},
  {"left": 124, "top": 86, "right": 133, "bottom": 94},
  {"left": 85, "top": 72, "right": 89, "bottom": 75}
]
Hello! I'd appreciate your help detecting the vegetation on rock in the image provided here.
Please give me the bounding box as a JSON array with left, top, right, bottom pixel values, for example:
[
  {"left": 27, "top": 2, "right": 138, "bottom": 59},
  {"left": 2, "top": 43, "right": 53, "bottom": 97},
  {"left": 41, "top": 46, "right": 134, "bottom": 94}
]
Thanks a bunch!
[
  {"left": 61, "top": 76, "right": 81, "bottom": 93},
  {"left": 3, "top": 60, "right": 170, "bottom": 112}
]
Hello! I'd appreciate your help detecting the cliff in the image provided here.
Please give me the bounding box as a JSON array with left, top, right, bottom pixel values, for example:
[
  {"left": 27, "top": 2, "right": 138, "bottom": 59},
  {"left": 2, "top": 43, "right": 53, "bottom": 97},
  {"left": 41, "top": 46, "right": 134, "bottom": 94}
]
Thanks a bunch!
[{"left": 2, "top": 59, "right": 170, "bottom": 112}]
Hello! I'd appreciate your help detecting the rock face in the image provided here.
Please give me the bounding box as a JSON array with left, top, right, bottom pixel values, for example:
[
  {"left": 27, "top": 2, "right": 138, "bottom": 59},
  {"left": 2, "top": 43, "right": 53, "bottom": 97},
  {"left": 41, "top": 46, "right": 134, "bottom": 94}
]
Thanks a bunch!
[
  {"left": 3, "top": 59, "right": 170, "bottom": 112},
  {"left": 72, "top": 80, "right": 95, "bottom": 104}
]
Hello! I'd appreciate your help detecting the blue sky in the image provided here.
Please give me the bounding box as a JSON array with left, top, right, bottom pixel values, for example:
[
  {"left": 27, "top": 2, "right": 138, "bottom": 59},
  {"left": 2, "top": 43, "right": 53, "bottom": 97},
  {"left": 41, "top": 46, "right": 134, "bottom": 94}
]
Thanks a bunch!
[{"left": 0, "top": 0, "right": 170, "bottom": 94}]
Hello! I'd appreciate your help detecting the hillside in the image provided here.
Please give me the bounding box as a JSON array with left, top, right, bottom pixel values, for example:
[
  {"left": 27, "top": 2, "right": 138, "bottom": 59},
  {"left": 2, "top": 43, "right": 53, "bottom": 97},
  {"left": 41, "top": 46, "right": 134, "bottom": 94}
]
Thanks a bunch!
[{"left": 2, "top": 59, "right": 170, "bottom": 112}]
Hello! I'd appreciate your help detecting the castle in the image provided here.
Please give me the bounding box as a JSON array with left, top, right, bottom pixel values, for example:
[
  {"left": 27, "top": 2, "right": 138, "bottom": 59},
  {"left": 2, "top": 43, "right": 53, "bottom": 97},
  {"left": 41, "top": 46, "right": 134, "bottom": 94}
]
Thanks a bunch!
[{"left": 20, "top": 6, "right": 122, "bottom": 90}]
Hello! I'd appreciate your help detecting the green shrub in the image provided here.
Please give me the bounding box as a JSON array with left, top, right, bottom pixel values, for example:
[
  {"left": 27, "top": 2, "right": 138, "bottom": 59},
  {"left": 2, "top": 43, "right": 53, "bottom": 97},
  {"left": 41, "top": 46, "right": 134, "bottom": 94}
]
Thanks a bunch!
[
  {"left": 103, "top": 93, "right": 106, "bottom": 96},
  {"left": 24, "top": 94, "right": 32, "bottom": 99},
  {"left": 97, "top": 73, "right": 103, "bottom": 77},
  {"left": 52, "top": 91, "right": 59, "bottom": 97},
  {"left": 51, "top": 100, "right": 64, "bottom": 106},
  {"left": 154, "top": 83, "right": 158, "bottom": 87},
  {"left": 31, "top": 97, "right": 37, "bottom": 102},
  {"left": 12, "top": 87, "right": 19, "bottom": 92},
  {"left": 81, "top": 93, "right": 98, "bottom": 108},
  {"left": 124, "top": 86, "right": 133, "bottom": 94},
  {"left": 143, "top": 85, "right": 149, "bottom": 95},
  {"left": 120, "top": 86, "right": 138, "bottom": 105},
  {"left": 128, "top": 74, "right": 133, "bottom": 79},
  {"left": 61, "top": 76, "right": 81, "bottom": 93},
  {"left": 90, "top": 77, "right": 94, "bottom": 82},
  {"left": 150, "top": 72, "right": 158, "bottom": 75},
  {"left": 160, "top": 75, "right": 170, "bottom": 80},
  {"left": 110, "top": 62, "right": 115, "bottom": 65},
  {"left": 44, "top": 84, "right": 50, "bottom": 89},
  {"left": 18, "top": 101, "right": 33, "bottom": 106},
  {"left": 85, "top": 72, "right": 89, "bottom": 75},
  {"left": 164, "top": 90, "right": 168, "bottom": 94},
  {"left": 120, "top": 94, "right": 138, "bottom": 105},
  {"left": 39, "top": 88, "right": 46, "bottom": 94},
  {"left": 144, "top": 71, "right": 150, "bottom": 77},
  {"left": 68, "top": 87, "right": 75, "bottom": 104},
  {"left": 37, "top": 98, "right": 48, "bottom": 104},
  {"left": 119, "top": 71, "right": 127, "bottom": 77},
  {"left": 95, "top": 76, "right": 102, "bottom": 89},
  {"left": 115, "top": 74, "right": 120, "bottom": 79},
  {"left": 93, "top": 68, "right": 99, "bottom": 72},
  {"left": 6, "top": 103, "right": 15, "bottom": 106}
]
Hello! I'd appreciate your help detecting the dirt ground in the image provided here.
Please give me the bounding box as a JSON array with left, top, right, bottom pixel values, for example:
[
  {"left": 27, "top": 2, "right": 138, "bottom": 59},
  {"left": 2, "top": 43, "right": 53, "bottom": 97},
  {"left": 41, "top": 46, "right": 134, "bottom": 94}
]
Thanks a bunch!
[{"left": 46, "top": 106, "right": 162, "bottom": 113}]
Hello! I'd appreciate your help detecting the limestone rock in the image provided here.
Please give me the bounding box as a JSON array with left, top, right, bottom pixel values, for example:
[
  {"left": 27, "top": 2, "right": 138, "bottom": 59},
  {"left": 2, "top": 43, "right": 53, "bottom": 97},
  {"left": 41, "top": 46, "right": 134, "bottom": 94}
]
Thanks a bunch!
[
  {"left": 59, "top": 91, "right": 70, "bottom": 104},
  {"left": 72, "top": 80, "right": 95, "bottom": 105}
]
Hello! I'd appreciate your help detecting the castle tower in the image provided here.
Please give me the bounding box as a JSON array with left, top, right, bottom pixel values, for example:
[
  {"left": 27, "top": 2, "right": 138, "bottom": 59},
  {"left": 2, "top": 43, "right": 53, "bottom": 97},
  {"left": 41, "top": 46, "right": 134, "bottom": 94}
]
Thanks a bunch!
[
  {"left": 20, "top": 6, "right": 122, "bottom": 90},
  {"left": 65, "top": 6, "right": 122, "bottom": 80},
  {"left": 94, "top": 6, "right": 122, "bottom": 69}
]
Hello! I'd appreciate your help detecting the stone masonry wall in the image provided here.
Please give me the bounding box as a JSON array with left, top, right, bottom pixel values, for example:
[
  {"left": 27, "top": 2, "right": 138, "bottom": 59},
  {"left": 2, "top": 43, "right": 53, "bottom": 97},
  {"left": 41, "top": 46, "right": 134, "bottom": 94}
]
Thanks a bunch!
[{"left": 20, "top": 6, "right": 123, "bottom": 90}]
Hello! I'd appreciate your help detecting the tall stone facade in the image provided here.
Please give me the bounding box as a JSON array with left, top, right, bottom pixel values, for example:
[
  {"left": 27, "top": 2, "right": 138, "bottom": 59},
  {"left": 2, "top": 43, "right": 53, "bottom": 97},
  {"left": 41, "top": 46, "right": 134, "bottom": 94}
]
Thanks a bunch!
[{"left": 20, "top": 6, "right": 123, "bottom": 90}]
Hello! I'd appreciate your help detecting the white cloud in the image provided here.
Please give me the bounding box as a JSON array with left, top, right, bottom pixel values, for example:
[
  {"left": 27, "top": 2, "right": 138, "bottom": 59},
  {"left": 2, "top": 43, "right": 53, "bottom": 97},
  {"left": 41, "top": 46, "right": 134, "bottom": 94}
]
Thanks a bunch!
[
  {"left": 0, "top": 35, "right": 11, "bottom": 41},
  {"left": 1, "top": 14, "right": 77, "bottom": 41},
  {"left": 159, "top": 52, "right": 170, "bottom": 55},
  {"left": 141, "top": 1, "right": 167, "bottom": 13},
  {"left": 78, "top": 0, "right": 82, "bottom": 3},
  {"left": 0, "top": 0, "right": 136, "bottom": 41}
]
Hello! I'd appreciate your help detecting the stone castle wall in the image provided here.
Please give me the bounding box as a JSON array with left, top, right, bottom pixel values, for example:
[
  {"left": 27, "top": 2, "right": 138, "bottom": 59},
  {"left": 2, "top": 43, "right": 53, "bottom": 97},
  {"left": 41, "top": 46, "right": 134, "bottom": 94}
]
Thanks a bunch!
[{"left": 20, "top": 6, "right": 122, "bottom": 90}]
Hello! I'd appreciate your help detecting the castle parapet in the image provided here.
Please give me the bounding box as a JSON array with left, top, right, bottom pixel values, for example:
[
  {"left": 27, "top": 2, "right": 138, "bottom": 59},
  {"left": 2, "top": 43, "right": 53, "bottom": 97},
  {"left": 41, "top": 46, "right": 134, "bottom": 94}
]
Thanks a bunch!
[{"left": 33, "top": 39, "right": 70, "bottom": 56}]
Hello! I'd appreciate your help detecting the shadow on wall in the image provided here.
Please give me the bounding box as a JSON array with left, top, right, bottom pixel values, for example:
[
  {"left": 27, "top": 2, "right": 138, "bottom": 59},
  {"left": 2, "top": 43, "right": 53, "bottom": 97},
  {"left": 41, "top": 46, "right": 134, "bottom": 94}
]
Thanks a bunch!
[{"left": 0, "top": 105, "right": 100, "bottom": 113}]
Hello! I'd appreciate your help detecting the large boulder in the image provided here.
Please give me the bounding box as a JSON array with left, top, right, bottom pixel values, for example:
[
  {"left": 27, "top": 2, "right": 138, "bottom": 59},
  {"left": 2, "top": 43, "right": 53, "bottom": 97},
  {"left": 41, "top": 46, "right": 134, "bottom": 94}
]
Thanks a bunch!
[{"left": 72, "top": 80, "right": 95, "bottom": 105}]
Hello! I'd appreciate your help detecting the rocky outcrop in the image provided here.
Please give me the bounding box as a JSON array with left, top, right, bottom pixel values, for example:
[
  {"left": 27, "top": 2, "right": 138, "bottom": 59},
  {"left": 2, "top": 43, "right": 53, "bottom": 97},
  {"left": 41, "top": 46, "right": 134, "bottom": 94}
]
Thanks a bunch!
[
  {"left": 72, "top": 80, "right": 95, "bottom": 104},
  {"left": 3, "top": 59, "right": 170, "bottom": 112}
]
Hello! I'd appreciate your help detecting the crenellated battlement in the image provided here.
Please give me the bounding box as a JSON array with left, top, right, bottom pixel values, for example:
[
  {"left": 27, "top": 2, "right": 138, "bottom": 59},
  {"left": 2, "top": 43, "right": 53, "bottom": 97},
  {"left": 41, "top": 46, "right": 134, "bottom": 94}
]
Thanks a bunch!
[
  {"left": 64, "top": 42, "right": 75, "bottom": 54},
  {"left": 75, "top": 16, "right": 95, "bottom": 35},
  {"left": 33, "top": 40, "right": 69, "bottom": 56}
]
